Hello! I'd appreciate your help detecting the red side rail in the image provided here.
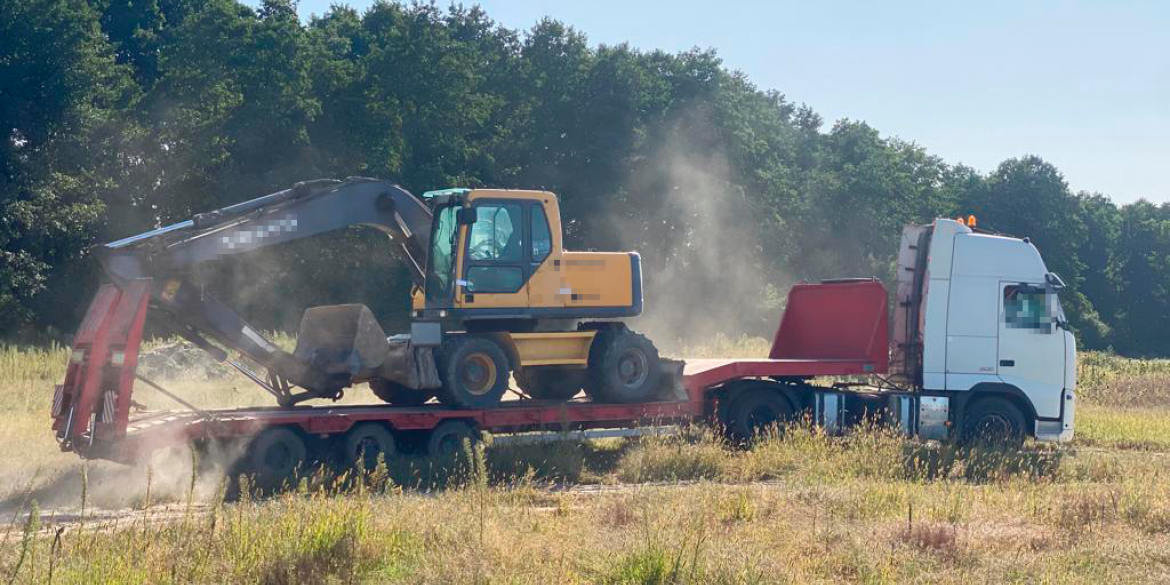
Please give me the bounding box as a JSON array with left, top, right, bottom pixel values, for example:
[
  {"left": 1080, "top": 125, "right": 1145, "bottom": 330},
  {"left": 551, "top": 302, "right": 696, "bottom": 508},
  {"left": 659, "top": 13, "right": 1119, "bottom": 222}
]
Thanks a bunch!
[{"left": 52, "top": 280, "right": 151, "bottom": 453}]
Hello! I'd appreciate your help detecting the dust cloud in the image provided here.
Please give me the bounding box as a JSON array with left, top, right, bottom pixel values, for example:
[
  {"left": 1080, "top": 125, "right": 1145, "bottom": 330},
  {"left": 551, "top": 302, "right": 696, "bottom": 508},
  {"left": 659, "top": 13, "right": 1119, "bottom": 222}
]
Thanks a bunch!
[
  {"left": 0, "top": 431, "right": 247, "bottom": 518},
  {"left": 609, "top": 121, "right": 792, "bottom": 354}
]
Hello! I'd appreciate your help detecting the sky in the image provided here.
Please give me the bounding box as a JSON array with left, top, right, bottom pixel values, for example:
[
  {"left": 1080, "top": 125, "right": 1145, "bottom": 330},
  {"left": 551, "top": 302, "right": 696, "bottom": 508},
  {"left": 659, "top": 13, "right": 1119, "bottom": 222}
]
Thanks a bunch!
[{"left": 276, "top": 0, "right": 1170, "bottom": 204}]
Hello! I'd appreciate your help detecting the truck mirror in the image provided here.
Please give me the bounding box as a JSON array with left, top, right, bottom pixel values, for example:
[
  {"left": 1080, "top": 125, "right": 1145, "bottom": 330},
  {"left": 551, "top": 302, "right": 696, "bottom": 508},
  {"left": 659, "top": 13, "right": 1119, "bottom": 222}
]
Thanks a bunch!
[
  {"left": 1045, "top": 272, "right": 1066, "bottom": 290},
  {"left": 457, "top": 207, "right": 477, "bottom": 226}
]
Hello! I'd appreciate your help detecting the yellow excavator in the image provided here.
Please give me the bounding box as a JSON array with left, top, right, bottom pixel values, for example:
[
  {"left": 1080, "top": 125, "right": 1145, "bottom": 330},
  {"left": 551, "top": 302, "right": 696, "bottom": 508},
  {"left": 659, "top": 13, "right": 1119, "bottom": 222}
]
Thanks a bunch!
[{"left": 99, "top": 178, "right": 662, "bottom": 408}]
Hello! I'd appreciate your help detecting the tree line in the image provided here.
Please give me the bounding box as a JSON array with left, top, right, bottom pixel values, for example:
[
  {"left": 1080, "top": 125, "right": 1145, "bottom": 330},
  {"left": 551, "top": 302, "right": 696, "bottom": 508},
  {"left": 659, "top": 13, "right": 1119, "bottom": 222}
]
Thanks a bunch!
[{"left": 2, "top": 0, "right": 1167, "bottom": 354}]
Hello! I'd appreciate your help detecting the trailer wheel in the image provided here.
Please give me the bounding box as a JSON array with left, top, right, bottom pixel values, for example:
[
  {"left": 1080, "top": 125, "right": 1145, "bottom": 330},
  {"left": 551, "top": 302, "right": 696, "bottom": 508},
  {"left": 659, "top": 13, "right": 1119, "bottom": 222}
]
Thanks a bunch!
[
  {"left": 370, "top": 378, "right": 432, "bottom": 406},
  {"left": 516, "top": 366, "right": 584, "bottom": 401},
  {"left": 725, "top": 389, "right": 795, "bottom": 445},
  {"left": 436, "top": 335, "right": 511, "bottom": 408},
  {"left": 243, "top": 427, "right": 307, "bottom": 490},
  {"left": 961, "top": 397, "right": 1025, "bottom": 448},
  {"left": 342, "top": 422, "right": 398, "bottom": 471},
  {"left": 427, "top": 420, "right": 479, "bottom": 468},
  {"left": 585, "top": 330, "right": 662, "bottom": 403}
]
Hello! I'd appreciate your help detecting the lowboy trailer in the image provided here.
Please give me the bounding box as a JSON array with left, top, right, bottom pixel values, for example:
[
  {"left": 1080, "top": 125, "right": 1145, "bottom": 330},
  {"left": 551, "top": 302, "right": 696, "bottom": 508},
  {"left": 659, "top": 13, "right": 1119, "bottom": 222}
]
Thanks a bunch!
[{"left": 51, "top": 219, "right": 1076, "bottom": 485}]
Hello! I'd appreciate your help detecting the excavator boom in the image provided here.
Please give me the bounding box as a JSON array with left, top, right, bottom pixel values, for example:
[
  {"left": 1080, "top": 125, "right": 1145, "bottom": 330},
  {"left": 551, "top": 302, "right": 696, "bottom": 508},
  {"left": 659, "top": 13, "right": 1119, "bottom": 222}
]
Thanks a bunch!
[
  {"left": 102, "top": 177, "right": 431, "bottom": 285},
  {"left": 93, "top": 177, "right": 434, "bottom": 405}
]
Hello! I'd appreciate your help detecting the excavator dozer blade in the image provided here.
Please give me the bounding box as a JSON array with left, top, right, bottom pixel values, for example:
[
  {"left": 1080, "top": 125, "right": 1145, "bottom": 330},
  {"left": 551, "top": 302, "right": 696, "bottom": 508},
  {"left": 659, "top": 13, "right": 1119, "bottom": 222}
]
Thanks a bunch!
[{"left": 293, "top": 304, "right": 391, "bottom": 378}]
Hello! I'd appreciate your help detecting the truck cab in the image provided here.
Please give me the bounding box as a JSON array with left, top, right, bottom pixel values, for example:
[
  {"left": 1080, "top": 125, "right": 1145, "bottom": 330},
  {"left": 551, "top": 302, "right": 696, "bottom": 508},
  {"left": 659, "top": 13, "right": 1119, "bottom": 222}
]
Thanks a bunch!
[{"left": 896, "top": 219, "right": 1076, "bottom": 442}]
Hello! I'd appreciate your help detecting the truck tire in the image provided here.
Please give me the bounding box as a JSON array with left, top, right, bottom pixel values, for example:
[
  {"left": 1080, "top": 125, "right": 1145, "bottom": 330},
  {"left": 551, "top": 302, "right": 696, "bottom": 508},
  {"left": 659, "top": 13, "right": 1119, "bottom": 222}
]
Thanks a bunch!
[
  {"left": 515, "top": 366, "right": 584, "bottom": 401},
  {"left": 427, "top": 420, "right": 479, "bottom": 471},
  {"left": 585, "top": 330, "right": 662, "bottom": 403},
  {"left": 725, "top": 389, "right": 795, "bottom": 445},
  {"left": 435, "top": 335, "right": 511, "bottom": 408},
  {"left": 961, "top": 397, "right": 1026, "bottom": 448},
  {"left": 342, "top": 422, "right": 397, "bottom": 471},
  {"left": 369, "top": 378, "right": 432, "bottom": 406},
  {"left": 243, "top": 427, "right": 307, "bottom": 490}
]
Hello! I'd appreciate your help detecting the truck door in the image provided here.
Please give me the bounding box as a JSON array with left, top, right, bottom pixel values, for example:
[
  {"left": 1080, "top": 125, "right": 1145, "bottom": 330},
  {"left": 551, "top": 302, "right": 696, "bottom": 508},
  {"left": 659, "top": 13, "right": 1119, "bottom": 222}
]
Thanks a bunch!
[{"left": 997, "top": 282, "right": 1066, "bottom": 418}]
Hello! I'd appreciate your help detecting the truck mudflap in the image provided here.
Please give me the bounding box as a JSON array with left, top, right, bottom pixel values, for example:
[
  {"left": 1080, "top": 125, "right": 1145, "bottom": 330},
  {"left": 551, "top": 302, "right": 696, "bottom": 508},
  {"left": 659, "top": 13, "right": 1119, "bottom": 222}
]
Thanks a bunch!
[{"left": 52, "top": 280, "right": 152, "bottom": 454}]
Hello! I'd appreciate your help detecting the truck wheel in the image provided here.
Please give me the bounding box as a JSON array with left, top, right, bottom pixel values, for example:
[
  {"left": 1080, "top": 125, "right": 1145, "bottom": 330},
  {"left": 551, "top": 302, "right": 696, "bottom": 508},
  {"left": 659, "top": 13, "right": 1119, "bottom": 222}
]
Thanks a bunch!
[
  {"left": 961, "top": 397, "right": 1026, "bottom": 448},
  {"left": 342, "top": 422, "right": 397, "bottom": 471},
  {"left": 427, "top": 420, "right": 478, "bottom": 467},
  {"left": 585, "top": 330, "right": 662, "bottom": 403},
  {"left": 515, "top": 366, "right": 584, "bottom": 401},
  {"left": 243, "top": 427, "right": 307, "bottom": 490},
  {"left": 436, "top": 335, "right": 511, "bottom": 408},
  {"left": 370, "top": 378, "right": 432, "bottom": 406},
  {"left": 725, "top": 389, "right": 795, "bottom": 445}
]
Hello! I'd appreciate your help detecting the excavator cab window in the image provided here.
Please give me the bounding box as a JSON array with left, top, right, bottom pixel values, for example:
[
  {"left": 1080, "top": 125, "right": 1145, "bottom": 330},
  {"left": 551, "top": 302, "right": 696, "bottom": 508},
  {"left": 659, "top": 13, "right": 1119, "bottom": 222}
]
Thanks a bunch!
[
  {"left": 468, "top": 203, "right": 523, "bottom": 262},
  {"left": 532, "top": 205, "right": 552, "bottom": 262},
  {"left": 425, "top": 205, "right": 459, "bottom": 302},
  {"left": 463, "top": 202, "right": 526, "bottom": 293}
]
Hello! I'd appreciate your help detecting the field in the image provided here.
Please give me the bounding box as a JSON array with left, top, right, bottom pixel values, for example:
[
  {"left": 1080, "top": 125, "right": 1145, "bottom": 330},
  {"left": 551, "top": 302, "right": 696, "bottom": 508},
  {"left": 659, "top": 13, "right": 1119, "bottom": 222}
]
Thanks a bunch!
[{"left": 2, "top": 340, "right": 1170, "bottom": 583}]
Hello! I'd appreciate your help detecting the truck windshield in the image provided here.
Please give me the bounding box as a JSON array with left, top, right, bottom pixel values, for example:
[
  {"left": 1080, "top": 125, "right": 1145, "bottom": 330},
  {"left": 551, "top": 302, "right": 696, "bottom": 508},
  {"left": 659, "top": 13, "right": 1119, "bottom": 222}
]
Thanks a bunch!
[{"left": 425, "top": 205, "right": 457, "bottom": 302}]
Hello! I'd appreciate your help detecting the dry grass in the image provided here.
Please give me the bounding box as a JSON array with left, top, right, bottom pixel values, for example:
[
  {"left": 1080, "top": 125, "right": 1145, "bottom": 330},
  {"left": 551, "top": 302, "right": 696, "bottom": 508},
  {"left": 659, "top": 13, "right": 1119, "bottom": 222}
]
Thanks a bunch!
[
  {"left": 2, "top": 343, "right": 1170, "bottom": 583},
  {"left": 1077, "top": 352, "right": 1170, "bottom": 408}
]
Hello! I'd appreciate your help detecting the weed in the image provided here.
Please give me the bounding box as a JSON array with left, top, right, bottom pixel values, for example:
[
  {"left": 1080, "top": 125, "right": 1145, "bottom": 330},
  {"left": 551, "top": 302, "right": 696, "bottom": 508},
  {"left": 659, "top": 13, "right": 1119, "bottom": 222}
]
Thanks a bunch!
[{"left": 898, "top": 521, "right": 960, "bottom": 556}]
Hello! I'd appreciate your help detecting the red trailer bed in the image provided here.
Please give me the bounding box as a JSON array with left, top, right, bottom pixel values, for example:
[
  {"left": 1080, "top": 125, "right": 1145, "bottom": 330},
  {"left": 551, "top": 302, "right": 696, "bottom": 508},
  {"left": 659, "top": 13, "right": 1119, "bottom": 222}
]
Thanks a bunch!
[{"left": 53, "top": 279, "right": 892, "bottom": 464}]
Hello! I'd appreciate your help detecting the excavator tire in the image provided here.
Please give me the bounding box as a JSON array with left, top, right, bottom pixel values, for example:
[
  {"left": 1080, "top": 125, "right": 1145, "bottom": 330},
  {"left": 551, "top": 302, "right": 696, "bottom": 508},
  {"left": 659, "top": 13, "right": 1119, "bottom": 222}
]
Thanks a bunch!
[
  {"left": 584, "top": 330, "right": 662, "bottom": 403},
  {"left": 515, "top": 366, "right": 585, "bottom": 401},
  {"left": 369, "top": 378, "right": 432, "bottom": 406},
  {"left": 435, "top": 335, "right": 511, "bottom": 408}
]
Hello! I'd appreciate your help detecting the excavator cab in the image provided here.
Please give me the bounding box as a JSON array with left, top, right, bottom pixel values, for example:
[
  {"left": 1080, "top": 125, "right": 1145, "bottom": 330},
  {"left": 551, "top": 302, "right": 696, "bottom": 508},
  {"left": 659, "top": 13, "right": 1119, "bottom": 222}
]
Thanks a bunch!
[{"left": 413, "top": 189, "right": 643, "bottom": 320}]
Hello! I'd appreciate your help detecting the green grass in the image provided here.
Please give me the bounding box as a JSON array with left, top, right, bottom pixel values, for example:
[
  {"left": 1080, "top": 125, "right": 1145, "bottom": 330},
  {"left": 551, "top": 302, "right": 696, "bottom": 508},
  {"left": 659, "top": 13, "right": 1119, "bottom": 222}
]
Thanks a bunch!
[
  {"left": 2, "top": 343, "right": 1170, "bottom": 583},
  {"left": 1076, "top": 405, "right": 1170, "bottom": 451}
]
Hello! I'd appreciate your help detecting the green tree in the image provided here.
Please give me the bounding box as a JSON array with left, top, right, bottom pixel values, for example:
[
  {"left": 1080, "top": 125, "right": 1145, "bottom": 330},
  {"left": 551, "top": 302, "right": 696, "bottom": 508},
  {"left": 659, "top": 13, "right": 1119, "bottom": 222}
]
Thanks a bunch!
[
  {"left": 1112, "top": 201, "right": 1170, "bottom": 355},
  {"left": 0, "top": 0, "right": 1158, "bottom": 358},
  {"left": 0, "top": 0, "right": 136, "bottom": 334}
]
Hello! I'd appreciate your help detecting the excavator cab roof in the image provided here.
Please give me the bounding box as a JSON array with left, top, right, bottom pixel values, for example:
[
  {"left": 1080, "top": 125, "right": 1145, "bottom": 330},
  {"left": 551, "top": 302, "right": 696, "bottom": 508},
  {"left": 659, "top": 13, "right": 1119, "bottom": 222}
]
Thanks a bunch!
[
  {"left": 422, "top": 188, "right": 471, "bottom": 199},
  {"left": 424, "top": 187, "right": 556, "bottom": 204}
]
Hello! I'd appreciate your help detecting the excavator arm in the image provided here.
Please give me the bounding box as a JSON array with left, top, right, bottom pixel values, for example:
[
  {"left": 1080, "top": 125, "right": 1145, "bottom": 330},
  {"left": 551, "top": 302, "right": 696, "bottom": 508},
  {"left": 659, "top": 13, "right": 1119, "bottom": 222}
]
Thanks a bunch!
[{"left": 95, "top": 177, "right": 433, "bottom": 405}]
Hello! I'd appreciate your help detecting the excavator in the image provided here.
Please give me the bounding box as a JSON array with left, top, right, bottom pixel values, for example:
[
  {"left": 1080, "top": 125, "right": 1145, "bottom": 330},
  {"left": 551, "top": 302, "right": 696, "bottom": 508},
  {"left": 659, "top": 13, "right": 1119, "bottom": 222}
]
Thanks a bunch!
[{"left": 92, "top": 177, "right": 662, "bottom": 410}]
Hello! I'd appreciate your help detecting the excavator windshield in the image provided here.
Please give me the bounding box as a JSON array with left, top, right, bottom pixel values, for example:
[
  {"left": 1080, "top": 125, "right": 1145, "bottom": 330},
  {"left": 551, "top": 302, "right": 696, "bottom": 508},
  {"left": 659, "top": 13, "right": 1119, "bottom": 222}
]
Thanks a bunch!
[{"left": 425, "top": 205, "right": 458, "bottom": 302}]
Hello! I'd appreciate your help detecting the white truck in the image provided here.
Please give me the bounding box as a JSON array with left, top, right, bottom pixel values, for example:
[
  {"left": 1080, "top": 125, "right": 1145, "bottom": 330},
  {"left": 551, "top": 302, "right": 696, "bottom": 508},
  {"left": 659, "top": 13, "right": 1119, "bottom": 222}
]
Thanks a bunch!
[
  {"left": 885, "top": 217, "right": 1076, "bottom": 442},
  {"left": 693, "top": 217, "right": 1077, "bottom": 446}
]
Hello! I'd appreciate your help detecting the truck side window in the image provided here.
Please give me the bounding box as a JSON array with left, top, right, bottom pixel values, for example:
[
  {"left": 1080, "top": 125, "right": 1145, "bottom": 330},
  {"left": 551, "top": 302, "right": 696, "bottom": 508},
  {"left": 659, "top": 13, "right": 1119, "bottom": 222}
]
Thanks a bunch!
[
  {"left": 532, "top": 205, "right": 551, "bottom": 262},
  {"left": 1004, "top": 284, "right": 1055, "bottom": 334}
]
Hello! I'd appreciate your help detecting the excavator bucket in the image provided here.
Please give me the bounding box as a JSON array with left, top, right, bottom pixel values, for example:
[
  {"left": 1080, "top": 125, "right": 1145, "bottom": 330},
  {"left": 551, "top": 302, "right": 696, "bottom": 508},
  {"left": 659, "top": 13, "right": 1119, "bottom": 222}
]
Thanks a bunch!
[{"left": 293, "top": 304, "right": 391, "bottom": 378}]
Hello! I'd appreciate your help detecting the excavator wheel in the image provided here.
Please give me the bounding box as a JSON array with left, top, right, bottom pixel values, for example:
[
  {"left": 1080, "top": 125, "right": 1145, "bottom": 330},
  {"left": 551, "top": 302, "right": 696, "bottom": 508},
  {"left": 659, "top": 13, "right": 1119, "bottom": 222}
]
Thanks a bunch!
[
  {"left": 515, "top": 366, "right": 585, "bottom": 401},
  {"left": 584, "top": 330, "right": 662, "bottom": 403},
  {"left": 369, "top": 378, "right": 433, "bottom": 406},
  {"left": 435, "top": 335, "right": 511, "bottom": 408}
]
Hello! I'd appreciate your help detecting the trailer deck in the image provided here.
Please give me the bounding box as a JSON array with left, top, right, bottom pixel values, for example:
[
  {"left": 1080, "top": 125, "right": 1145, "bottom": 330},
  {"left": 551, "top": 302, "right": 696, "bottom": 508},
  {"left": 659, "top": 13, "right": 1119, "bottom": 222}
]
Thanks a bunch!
[{"left": 54, "top": 279, "right": 893, "bottom": 464}]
